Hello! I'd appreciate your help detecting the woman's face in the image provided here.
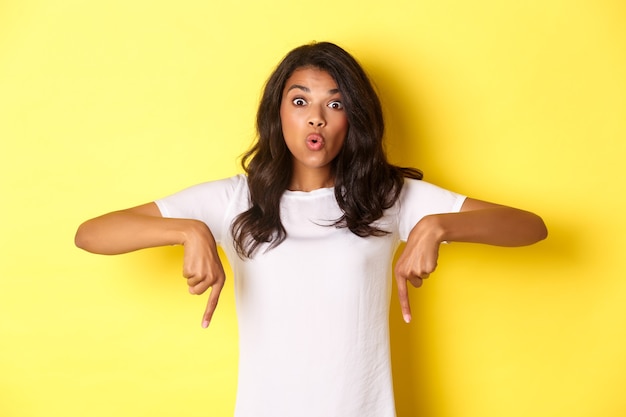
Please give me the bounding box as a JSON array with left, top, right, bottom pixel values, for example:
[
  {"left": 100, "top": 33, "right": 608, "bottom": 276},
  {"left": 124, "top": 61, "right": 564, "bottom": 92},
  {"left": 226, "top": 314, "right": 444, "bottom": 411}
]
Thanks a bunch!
[{"left": 279, "top": 67, "right": 348, "bottom": 190}]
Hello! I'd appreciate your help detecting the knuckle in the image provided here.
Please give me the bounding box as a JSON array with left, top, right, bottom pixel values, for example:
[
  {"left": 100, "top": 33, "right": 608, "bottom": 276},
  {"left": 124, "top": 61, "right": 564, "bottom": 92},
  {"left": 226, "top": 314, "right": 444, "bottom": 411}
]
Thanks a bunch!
[
  {"left": 410, "top": 277, "right": 423, "bottom": 287},
  {"left": 395, "top": 265, "right": 409, "bottom": 279}
]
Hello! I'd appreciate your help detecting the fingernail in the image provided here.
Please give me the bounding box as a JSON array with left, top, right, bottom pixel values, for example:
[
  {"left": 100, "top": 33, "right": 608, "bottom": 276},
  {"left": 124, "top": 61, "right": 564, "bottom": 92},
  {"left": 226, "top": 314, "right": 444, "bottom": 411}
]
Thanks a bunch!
[
  {"left": 202, "top": 320, "right": 209, "bottom": 328},
  {"left": 403, "top": 313, "right": 411, "bottom": 324}
]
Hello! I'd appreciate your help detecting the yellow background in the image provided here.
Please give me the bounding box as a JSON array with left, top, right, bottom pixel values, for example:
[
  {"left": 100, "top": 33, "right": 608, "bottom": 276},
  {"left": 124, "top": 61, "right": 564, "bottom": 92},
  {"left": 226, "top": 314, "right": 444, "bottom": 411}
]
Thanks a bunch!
[{"left": 1, "top": 0, "right": 625, "bottom": 416}]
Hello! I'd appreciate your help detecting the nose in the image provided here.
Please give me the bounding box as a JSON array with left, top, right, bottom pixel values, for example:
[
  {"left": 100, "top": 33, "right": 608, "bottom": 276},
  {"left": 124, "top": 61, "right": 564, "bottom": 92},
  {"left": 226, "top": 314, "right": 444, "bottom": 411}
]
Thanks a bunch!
[{"left": 308, "top": 105, "right": 326, "bottom": 127}]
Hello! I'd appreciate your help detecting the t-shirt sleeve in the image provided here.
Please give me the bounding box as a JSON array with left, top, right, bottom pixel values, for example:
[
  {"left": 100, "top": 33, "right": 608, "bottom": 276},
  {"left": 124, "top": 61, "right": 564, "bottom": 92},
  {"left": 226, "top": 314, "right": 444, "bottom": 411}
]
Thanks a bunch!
[
  {"left": 398, "top": 179, "right": 467, "bottom": 241},
  {"left": 153, "top": 175, "right": 245, "bottom": 245}
]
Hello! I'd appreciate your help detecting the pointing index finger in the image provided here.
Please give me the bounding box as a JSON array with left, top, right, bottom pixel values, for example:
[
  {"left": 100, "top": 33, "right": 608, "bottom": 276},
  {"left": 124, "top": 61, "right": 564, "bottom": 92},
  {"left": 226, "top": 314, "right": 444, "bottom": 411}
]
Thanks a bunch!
[
  {"left": 201, "top": 282, "right": 224, "bottom": 328},
  {"left": 396, "top": 276, "right": 412, "bottom": 324}
]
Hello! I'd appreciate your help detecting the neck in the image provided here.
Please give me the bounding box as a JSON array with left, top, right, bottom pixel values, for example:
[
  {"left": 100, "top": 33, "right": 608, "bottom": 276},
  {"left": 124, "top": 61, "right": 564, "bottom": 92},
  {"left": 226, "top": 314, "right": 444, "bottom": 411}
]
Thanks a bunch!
[{"left": 288, "top": 168, "right": 334, "bottom": 192}]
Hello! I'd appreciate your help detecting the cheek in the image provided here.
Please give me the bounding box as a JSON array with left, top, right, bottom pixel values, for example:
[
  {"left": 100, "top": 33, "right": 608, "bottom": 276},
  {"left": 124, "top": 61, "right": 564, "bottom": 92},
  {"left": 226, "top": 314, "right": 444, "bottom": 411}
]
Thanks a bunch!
[
  {"left": 336, "top": 116, "right": 349, "bottom": 139},
  {"left": 336, "top": 110, "right": 348, "bottom": 127},
  {"left": 279, "top": 107, "right": 297, "bottom": 134}
]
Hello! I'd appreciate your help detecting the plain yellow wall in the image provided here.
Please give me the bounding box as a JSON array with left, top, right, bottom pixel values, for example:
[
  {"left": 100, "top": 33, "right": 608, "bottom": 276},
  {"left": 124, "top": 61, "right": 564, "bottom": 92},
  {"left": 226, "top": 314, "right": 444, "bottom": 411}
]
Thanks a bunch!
[{"left": 1, "top": 0, "right": 625, "bottom": 416}]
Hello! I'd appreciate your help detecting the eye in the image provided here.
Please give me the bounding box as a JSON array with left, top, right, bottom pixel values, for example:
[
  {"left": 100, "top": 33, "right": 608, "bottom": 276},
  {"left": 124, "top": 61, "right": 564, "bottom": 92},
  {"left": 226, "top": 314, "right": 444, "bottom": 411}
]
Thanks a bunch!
[
  {"left": 292, "top": 98, "right": 307, "bottom": 106},
  {"left": 328, "top": 100, "right": 344, "bottom": 110}
]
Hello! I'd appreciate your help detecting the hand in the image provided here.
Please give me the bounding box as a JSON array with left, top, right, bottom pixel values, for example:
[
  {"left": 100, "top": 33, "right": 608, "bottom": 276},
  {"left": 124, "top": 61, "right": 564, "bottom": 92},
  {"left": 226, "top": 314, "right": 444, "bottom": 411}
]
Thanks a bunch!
[
  {"left": 394, "top": 216, "right": 443, "bottom": 323},
  {"left": 181, "top": 220, "right": 226, "bottom": 329}
]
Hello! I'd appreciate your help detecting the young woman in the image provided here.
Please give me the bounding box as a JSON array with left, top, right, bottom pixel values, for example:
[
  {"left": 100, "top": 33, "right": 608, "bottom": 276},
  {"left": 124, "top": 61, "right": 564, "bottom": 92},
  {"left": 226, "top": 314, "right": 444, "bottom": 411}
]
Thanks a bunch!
[{"left": 75, "top": 42, "right": 547, "bottom": 417}]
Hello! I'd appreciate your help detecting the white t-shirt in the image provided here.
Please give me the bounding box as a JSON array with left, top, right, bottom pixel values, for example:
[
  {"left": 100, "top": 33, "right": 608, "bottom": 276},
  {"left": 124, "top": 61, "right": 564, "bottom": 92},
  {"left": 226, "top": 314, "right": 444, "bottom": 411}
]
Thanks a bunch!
[{"left": 155, "top": 174, "right": 466, "bottom": 417}]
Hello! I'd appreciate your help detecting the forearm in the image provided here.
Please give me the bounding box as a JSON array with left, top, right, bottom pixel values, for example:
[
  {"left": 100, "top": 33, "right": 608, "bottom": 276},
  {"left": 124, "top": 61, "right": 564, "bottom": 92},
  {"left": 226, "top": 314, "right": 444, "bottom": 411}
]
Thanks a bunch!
[
  {"left": 75, "top": 209, "right": 205, "bottom": 255},
  {"left": 419, "top": 206, "right": 547, "bottom": 247}
]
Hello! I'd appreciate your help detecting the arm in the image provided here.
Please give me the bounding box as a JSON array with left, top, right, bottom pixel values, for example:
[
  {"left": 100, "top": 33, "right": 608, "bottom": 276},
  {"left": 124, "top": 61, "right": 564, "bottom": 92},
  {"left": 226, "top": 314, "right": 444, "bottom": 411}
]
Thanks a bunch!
[
  {"left": 76, "top": 203, "right": 201, "bottom": 254},
  {"left": 394, "top": 198, "right": 547, "bottom": 323},
  {"left": 416, "top": 198, "right": 547, "bottom": 247},
  {"left": 75, "top": 203, "right": 225, "bottom": 328}
]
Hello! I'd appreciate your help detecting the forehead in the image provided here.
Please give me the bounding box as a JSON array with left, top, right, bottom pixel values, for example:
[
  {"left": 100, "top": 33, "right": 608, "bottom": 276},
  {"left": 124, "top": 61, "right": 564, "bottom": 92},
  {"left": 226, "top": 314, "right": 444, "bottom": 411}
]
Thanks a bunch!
[{"left": 283, "top": 67, "right": 339, "bottom": 92}]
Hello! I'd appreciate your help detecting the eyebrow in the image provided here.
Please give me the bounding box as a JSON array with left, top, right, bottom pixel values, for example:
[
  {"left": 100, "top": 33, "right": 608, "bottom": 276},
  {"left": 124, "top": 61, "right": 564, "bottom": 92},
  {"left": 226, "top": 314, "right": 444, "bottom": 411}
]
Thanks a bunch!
[{"left": 286, "top": 84, "right": 341, "bottom": 95}]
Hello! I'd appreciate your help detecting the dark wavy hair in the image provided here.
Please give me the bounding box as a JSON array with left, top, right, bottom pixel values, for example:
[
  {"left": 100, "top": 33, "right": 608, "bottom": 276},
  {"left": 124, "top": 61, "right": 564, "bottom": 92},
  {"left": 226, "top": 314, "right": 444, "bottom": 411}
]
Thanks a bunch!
[{"left": 231, "top": 41, "right": 422, "bottom": 258}]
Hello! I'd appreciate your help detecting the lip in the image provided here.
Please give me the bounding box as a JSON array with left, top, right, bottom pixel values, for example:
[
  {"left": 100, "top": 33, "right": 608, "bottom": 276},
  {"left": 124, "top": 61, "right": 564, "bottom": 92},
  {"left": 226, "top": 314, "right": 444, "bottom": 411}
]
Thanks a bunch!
[
  {"left": 305, "top": 133, "right": 325, "bottom": 151},
  {"left": 306, "top": 133, "right": 325, "bottom": 142}
]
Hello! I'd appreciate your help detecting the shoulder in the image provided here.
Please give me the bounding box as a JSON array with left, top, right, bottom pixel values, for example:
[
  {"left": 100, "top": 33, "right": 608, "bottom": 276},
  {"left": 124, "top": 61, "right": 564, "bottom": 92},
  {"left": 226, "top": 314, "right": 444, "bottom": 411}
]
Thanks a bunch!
[
  {"left": 401, "top": 177, "right": 455, "bottom": 194},
  {"left": 199, "top": 173, "right": 247, "bottom": 189},
  {"left": 180, "top": 174, "right": 248, "bottom": 196},
  {"left": 395, "top": 179, "right": 467, "bottom": 239},
  {"left": 211, "top": 173, "right": 248, "bottom": 194},
  {"left": 399, "top": 178, "right": 466, "bottom": 212},
  {"left": 156, "top": 174, "right": 249, "bottom": 209},
  {"left": 154, "top": 174, "right": 250, "bottom": 236}
]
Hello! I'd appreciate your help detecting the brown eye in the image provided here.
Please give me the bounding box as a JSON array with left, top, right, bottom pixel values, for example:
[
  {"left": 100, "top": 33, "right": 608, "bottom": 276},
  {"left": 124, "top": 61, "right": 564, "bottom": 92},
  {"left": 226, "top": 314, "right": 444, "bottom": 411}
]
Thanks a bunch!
[
  {"left": 292, "top": 98, "right": 307, "bottom": 106},
  {"left": 328, "top": 100, "right": 344, "bottom": 110}
]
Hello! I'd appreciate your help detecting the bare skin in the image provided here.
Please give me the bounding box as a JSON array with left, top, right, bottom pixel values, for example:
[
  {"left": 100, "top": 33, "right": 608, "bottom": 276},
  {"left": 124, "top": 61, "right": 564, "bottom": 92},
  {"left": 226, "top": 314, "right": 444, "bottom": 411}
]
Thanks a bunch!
[
  {"left": 75, "top": 195, "right": 547, "bottom": 327},
  {"left": 394, "top": 197, "right": 547, "bottom": 323},
  {"left": 75, "top": 202, "right": 225, "bottom": 328},
  {"left": 75, "top": 68, "right": 547, "bottom": 327},
  {"left": 280, "top": 67, "right": 348, "bottom": 191}
]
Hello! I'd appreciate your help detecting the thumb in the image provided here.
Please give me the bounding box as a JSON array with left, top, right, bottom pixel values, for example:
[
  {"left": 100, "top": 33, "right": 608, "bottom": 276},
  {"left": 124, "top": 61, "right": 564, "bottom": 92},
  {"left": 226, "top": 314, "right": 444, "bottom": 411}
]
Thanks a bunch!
[
  {"left": 201, "top": 282, "right": 224, "bottom": 329},
  {"left": 396, "top": 276, "right": 412, "bottom": 324}
]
